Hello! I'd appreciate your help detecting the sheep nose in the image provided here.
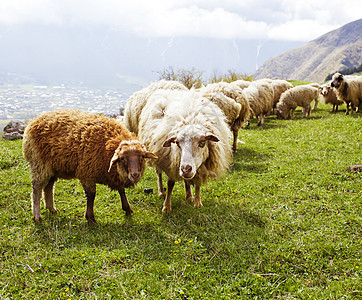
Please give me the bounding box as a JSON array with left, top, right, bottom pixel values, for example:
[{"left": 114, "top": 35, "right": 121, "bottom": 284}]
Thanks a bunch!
[
  {"left": 181, "top": 165, "right": 193, "bottom": 178},
  {"left": 130, "top": 172, "right": 140, "bottom": 182}
]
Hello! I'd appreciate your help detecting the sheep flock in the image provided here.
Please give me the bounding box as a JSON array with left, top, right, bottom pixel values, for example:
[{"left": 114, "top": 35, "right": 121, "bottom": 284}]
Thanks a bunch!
[{"left": 21, "top": 72, "right": 361, "bottom": 222}]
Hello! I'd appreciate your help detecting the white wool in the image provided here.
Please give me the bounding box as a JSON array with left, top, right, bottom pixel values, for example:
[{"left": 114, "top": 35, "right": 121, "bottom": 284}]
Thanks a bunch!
[
  {"left": 138, "top": 89, "right": 232, "bottom": 186},
  {"left": 124, "top": 80, "right": 187, "bottom": 134}
]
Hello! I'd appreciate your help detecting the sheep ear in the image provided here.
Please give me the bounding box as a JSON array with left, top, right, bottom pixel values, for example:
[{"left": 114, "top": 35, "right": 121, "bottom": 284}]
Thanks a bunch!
[
  {"left": 144, "top": 152, "right": 157, "bottom": 159},
  {"left": 163, "top": 137, "right": 177, "bottom": 147},
  {"left": 108, "top": 152, "right": 120, "bottom": 172},
  {"left": 205, "top": 134, "right": 219, "bottom": 143}
]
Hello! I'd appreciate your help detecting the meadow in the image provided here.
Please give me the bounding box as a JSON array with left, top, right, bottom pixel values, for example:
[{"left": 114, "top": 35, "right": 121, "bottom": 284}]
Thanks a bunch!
[{"left": 0, "top": 103, "right": 361, "bottom": 299}]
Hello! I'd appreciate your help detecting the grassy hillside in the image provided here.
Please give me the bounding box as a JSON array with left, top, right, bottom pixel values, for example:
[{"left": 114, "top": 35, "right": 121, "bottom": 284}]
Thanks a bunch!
[{"left": 0, "top": 104, "right": 361, "bottom": 299}]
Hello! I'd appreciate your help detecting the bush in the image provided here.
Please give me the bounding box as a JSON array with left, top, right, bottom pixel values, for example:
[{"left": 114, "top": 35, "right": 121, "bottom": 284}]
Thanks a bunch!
[
  {"left": 156, "top": 66, "right": 205, "bottom": 89},
  {"left": 157, "top": 67, "right": 254, "bottom": 88}
]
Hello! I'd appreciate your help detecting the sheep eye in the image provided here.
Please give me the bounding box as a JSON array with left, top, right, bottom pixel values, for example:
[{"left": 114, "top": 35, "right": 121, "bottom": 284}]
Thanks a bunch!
[
  {"left": 199, "top": 141, "right": 206, "bottom": 148},
  {"left": 176, "top": 141, "right": 181, "bottom": 148}
]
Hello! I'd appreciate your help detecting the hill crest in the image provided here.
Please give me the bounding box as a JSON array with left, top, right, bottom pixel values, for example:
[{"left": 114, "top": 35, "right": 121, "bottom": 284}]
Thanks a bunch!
[{"left": 254, "top": 19, "right": 362, "bottom": 82}]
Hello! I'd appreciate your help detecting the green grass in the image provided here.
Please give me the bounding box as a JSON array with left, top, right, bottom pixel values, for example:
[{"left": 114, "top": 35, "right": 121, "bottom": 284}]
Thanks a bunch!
[{"left": 0, "top": 104, "right": 361, "bottom": 299}]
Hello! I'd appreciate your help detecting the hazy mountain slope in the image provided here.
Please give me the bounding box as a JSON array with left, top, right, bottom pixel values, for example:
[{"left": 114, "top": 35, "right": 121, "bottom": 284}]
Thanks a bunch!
[{"left": 254, "top": 19, "right": 362, "bottom": 82}]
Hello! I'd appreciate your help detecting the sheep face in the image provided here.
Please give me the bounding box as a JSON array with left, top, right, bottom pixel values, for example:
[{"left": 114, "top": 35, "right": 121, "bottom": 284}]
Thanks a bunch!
[
  {"left": 109, "top": 140, "right": 157, "bottom": 184},
  {"left": 163, "top": 124, "right": 219, "bottom": 180},
  {"left": 320, "top": 86, "right": 328, "bottom": 96},
  {"left": 276, "top": 109, "right": 288, "bottom": 120},
  {"left": 331, "top": 73, "right": 344, "bottom": 88},
  {"left": 320, "top": 85, "right": 333, "bottom": 96}
]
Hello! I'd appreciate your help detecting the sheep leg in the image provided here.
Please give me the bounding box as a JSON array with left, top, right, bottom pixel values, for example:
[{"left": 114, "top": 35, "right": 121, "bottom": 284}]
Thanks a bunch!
[
  {"left": 193, "top": 185, "right": 203, "bottom": 208},
  {"left": 119, "top": 188, "right": 133, "bottom": 216},
  {"left": 82, "top": 183, "right": 97, "bottom": 224},
  {"left": 31, "top": 180, "right": 44, "bottom": 222},
  {"left": 184, "top": 180, "right": 194, "bottom": 202},
  {"left": 257, "top": 114, "right": 264, "bottom": 126},
  {"left": 291, "top": 109, "right": 295, "bottom": 119},
  {"left": 350, "top": 103, "right": 355, "bottom": 114},
  {"left": 232, "top": 128, "right": 238, "bottom": 152},
  {"left": 157, "top": 170, "right": 165, "bottom": 198},
  {"left": 162, "top": 178, "right": 175, "bottom": 214},
  {"left": 345, "top": 102, "right": 350, "bottom": 115},
  {"left": 332, "top": 105, "right": 336, "bottom": 113},
  {"left": 43, "top": 176, "right": 57, "bottom": 213},
  {"left": 302, "top": 105, "right": 311, "bottom": 118}
]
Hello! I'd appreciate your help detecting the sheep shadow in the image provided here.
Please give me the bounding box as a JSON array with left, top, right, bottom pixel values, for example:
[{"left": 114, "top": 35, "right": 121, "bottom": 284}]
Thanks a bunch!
[
  {"left": 244, "top": 116, "right": 286, "bottom": 131},
  {"left": 231, "top": 147, "right": 272, "bottom": 173},
  {"left": 31, "top": 198, "right": 267, "bottom": 264}
]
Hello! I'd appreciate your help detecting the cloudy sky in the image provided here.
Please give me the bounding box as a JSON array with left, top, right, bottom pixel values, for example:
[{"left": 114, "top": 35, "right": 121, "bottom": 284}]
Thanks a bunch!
[{"left": 0, "top": 0, "right": 361, "bottom": 42}]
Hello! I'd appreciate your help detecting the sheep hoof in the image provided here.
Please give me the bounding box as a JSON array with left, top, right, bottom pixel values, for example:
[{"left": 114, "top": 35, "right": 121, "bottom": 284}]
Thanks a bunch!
[
  {"left": 158, "top": 192, "right": 166, "bottom": 198},
  {"left": 125, "top": 208, "right": 134, "bottom": 216},
  {"left": 49, "top": 208, "right": 58, "bottom": 214},
  {"left": 87, "top": 218, "right": 97, "bottom": 225},
  {"left": 186, "top": 196, "right": 194, "bottom": 203},
  {"left": 194, "top": 202, "right": 203, "bottom": 208},
  {"left": 85, "top": 214, "right": 97, "bottom": 224},
  {"left": 33, "top": 216, "right": 42, "bottom": 222},
  {"left": 162, "top": 206, "right": 171, "bottom": 214}
]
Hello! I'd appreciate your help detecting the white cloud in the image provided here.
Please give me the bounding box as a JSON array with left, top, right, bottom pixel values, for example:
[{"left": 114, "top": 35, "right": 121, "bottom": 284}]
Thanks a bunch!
[{"left": 0, "top": 0, "right": 361, "bottom": 41}]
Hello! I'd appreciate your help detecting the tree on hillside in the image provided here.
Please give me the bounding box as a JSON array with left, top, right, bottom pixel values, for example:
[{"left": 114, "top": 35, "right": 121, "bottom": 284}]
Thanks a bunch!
[{"left": 325, "top": 63, "right": 362, "bottom": 81}]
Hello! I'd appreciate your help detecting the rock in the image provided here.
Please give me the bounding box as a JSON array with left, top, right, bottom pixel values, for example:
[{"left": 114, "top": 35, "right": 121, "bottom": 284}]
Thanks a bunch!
[
  {"left": 347, "top": 165, "right": 362, "bottom": 173},
  {"left": 2, "top": 120, "right": 27, "bottom": 140},
  {"left": 2, "top": 132, "right": 24, "bottom": 140}
]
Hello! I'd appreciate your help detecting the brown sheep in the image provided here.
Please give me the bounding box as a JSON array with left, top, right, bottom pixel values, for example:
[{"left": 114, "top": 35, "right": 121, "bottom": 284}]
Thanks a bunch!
[{"left": 22, "top": 109, "right": 156, "bottom": 224}]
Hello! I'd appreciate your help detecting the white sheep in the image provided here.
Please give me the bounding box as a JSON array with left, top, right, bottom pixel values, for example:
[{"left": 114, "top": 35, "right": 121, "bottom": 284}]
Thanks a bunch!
[
  {"left": 198, "top": 81, "right": 250, "bottom": 151},
  {"left": 276, "top": 86, "right": 319, "bottom": 119},
  {"left": 124, "top": 80, "right": 188, "bottom": 135},
  {"left": 270, "top": 79, "right": 293, "bottom": 109},
  {"left": 137, "top": 89, "right": 232, "bottom": 213},
  {"left": 244, "top": 81, "right": 274, "bottom": 126},
  {"left": 230, "top": 80, "right": 251, "bottom": 90},
  {"left": 331, "top": 73, "right": 362, "bottom": 114},
  {"left": 22, "top": 109, "right": 156, "bottom": 223},
  {"left": 319, "top": 84, "right": 344, "bottom": 113}
]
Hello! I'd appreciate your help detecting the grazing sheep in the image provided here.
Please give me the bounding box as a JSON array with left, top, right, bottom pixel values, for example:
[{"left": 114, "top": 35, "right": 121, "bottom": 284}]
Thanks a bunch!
[
  {"left": 137, "top": 89, "right": 232, "bottom": 213},
  {"left": 307, "top": 83, "right": 321, "bottom": 109},
  {"left": 22, "top": 109, "right": 156, "bottom": 223},
  {"left": 198, "top": 82, "right": 250, "bottom": 151},
  {"left": 270, "top": 79, "right": 293, "bottom": 109},
  {"left": 124, "top": 80, "right": 188, "bottom": 135},
  {"left": 244, "top": 81, "right": 274, "bottom": 126},
  {"left": 276, "top": 86, "right": 319, "bottom": 119},
  {"left": 319, "top": 84, "right": 344, "bottom": 113},
  {"left": 331, "top": 72, "right": 362, "bottom": 115}
]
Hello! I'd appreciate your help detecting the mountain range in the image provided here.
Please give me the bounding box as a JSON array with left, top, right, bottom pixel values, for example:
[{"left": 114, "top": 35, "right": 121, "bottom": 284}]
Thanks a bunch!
[{"left": 254, "top": 19, "right": 362, "bottom": 83}]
